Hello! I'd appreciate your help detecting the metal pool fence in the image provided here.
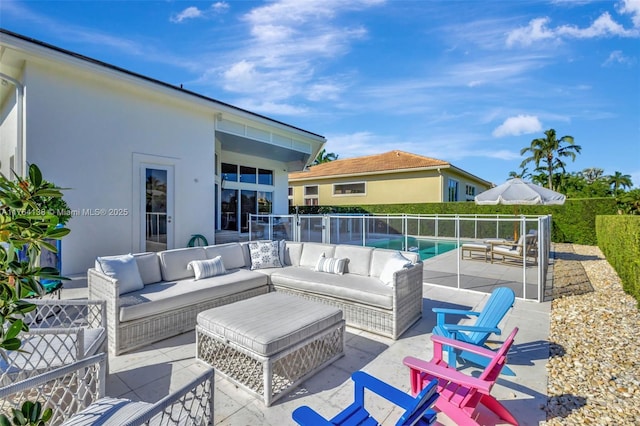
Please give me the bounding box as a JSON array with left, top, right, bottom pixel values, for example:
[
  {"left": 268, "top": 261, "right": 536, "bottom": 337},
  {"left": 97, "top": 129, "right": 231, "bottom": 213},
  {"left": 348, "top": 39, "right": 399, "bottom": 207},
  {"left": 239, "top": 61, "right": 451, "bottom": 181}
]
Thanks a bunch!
[{"left": 249, "top": 213, "right": 552, "bottom": 302}]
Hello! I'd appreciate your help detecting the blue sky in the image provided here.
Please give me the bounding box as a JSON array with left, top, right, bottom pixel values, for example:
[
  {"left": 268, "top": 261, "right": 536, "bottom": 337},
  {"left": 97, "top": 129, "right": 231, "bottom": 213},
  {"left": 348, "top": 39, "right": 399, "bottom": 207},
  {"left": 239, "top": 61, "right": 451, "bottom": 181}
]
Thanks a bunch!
[{"left": 2, "top": 0, "right": 639, "bottom": 187}]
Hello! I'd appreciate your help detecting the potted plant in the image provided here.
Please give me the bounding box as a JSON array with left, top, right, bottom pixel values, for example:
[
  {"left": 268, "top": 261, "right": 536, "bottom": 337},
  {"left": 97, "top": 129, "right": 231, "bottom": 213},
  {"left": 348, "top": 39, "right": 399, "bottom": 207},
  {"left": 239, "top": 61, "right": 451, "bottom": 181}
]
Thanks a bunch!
[{"left": 0, "top": 164, "right": 70, "bottom": 425}]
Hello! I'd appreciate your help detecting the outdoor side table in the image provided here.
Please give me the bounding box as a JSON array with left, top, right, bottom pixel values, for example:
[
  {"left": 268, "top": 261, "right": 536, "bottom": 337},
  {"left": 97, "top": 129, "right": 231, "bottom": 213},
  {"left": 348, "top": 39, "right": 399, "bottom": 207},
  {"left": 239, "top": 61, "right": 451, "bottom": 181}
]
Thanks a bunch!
[{"left": 196, "top": 292, "right": 345, "bottom": 406}]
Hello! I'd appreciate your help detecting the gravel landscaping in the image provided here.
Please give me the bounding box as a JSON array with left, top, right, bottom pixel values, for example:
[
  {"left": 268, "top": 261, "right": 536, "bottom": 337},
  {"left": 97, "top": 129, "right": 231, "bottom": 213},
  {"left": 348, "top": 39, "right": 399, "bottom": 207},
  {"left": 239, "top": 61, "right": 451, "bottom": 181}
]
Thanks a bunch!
[{"left": 543, "top": 244, "right": 640, "bottom": 425}]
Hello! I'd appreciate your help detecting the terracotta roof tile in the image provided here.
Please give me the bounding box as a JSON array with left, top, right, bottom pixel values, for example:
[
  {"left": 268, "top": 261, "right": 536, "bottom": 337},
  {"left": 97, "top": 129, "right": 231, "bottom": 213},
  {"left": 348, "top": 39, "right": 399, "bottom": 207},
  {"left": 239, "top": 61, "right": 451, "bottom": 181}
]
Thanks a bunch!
[{"left": 290, "top": 150, "right": 450, "bottom": 179}]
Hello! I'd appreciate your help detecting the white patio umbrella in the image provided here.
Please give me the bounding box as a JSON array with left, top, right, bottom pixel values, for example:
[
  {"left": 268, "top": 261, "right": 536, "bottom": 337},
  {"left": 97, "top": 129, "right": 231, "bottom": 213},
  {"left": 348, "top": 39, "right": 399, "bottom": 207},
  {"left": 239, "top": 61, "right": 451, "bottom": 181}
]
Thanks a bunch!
[
  {"left": 475, "top": 178, "right": 566, "bottom": 240},
  {"left": 475, "top": 178, "right": 566, "bottom": 206}
]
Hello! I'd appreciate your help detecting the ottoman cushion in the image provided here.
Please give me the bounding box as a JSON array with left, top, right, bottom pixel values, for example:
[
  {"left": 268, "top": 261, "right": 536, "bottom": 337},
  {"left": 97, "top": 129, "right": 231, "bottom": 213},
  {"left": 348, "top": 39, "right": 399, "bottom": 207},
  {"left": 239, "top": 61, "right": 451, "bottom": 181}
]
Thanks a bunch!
[{"left": 197, "top": 293, "right": 342, "bottom": 356}]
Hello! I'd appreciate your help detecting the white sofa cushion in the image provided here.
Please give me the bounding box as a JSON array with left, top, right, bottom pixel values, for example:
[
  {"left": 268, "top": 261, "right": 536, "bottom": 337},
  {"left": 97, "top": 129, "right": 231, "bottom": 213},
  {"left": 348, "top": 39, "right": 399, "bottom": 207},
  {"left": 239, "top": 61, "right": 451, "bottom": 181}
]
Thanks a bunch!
[
  {"left": 270, "top": 267, "right": 394, "bottom": 309},
  {"left": 282, "top": 241, "right": 303, "bottom": 266},
  {"left": 370, "top": 248, "right": 419, "bottom": 278},
  {"left": 133, "top": 252, "right": 162, "bottom": 285},
  {"left": 157, "top": 247, "right": 206, "bottom": 281},
  {"left": 300, "top": 243, "right": 335, "bottom": 268},
  {"left": 188, "top": 256, "right": 226, "bottom": 280},
  {"left": 204, "top": 243, "right": 247, "bottom": 270},
  {"left": 118, "top": 269, "right": 268, "bottom": 323},
  {"left": 334, "top": 245, "right": 373, "bottom": 276},
  {"left": 379, "top": 252, "right": 414, "bottom": 286},
  {"left": 96, "top": 254, "right": 143, "bottom": 294},
  {"left": 63, "top": 397, "right": 152, "bottom": 426}
]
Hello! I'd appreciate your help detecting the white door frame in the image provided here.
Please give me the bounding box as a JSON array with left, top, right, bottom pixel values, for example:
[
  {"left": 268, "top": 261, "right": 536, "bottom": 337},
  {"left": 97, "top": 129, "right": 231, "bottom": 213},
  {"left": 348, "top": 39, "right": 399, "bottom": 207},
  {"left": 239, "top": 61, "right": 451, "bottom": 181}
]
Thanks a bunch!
[{"left": 133, "top": 153, "right": 177, "bottom": 252}]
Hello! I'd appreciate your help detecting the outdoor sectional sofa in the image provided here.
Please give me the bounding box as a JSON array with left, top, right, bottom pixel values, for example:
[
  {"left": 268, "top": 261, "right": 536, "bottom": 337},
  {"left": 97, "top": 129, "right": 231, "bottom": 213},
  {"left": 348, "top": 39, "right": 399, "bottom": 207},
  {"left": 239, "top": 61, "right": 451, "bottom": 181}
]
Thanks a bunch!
[{"left": 88, "top": 240, "right": 423, "bottom": 355}]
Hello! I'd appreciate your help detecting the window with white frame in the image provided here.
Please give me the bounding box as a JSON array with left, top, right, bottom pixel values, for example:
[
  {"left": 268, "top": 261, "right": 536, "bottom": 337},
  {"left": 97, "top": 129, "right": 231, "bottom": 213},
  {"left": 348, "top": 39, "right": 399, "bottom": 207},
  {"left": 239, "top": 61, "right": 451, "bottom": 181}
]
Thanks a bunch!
[
  {"left": 288, "top": 186, "right": 293, "bottom": 207},
  {"left": 304, "top": 185, "right": 319, "bottom": 205},
  {"left": 333, "top": 182, "right": 365, "bottom": 195},
  {"left": 448, "top": 179, "right": 459, "bottom": 202}
]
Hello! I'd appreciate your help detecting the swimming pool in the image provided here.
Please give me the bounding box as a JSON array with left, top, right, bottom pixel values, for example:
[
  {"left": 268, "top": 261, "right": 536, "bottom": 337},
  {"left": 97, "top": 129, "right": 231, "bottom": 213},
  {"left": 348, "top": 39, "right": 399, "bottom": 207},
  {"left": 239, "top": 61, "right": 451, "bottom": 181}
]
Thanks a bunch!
[{"left": 367, "top": 236, "right": 460, "bottom": 260}]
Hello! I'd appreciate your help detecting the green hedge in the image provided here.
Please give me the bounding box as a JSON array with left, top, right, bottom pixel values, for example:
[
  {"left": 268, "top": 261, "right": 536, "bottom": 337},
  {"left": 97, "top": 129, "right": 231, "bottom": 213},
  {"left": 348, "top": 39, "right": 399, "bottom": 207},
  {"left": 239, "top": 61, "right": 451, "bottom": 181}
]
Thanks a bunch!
[
  {"left": 291, "top": 198, "right": 618, "bottom": 245},
  {"left": 596, "top": 216, "right": 640, "bottom": 307}
]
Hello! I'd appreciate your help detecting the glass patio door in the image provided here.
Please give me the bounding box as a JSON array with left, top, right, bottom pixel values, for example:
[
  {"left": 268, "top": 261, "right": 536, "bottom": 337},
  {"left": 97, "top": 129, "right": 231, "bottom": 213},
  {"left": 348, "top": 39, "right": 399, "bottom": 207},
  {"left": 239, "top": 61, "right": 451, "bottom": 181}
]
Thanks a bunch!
[{"left": 142, "top": 165, "right": 174, "bottom": 252}]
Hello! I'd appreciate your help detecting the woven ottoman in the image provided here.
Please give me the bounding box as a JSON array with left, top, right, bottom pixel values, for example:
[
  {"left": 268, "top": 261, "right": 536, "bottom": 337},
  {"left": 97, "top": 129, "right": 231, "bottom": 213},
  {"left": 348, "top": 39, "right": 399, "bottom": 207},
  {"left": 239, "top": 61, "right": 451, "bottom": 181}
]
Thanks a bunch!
[{"left": 196, "top": 292, "right": 345, "bottom": 406}]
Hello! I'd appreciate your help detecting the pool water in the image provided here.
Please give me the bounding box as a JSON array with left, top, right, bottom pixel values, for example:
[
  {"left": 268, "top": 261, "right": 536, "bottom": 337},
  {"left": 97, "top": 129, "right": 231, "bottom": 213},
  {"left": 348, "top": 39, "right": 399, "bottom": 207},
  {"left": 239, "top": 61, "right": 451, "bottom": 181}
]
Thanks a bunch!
[{"left": 367, "top": 237, "right": 459, "bottom": 260}]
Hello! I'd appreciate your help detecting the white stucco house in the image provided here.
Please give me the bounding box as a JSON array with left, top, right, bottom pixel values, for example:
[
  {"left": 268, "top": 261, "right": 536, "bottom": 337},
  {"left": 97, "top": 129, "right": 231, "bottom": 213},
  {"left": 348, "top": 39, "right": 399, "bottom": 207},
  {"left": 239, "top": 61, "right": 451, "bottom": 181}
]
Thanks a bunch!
[{"left": 0, "top": 29, "right": 325, "bottom": 275}]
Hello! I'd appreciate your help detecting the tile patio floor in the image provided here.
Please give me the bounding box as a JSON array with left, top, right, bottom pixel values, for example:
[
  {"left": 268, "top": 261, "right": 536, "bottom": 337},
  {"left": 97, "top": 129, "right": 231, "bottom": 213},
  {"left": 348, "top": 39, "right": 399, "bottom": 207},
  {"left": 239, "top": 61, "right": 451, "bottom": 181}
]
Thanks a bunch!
[{"left": 63, "top": 281, "right": 550, "bottom": 425}]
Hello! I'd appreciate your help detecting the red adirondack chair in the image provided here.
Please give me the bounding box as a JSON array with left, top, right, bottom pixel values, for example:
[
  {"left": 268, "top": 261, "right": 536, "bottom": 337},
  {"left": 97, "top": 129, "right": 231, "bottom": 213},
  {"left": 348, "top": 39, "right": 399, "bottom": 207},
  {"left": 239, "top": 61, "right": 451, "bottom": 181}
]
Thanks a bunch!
[{"left": 403, "top": 327, "right": 519, "bottom": 426}]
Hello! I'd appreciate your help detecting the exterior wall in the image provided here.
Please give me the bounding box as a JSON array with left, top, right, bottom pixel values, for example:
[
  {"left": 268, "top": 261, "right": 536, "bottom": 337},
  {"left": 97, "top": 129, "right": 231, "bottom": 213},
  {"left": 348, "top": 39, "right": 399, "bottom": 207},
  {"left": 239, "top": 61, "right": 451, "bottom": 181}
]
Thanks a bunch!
[
  {"left": 24, "top": 62, "right": 220, "bottom": 274},
  {"left": 0, "top": 89, "right": 18, "bottom": 177},
  {"left": 291, "top": 171, "right": 444, "bottom": 206},
  {"left": 290, "top": 169, "right": 491, "bottom": 206}
]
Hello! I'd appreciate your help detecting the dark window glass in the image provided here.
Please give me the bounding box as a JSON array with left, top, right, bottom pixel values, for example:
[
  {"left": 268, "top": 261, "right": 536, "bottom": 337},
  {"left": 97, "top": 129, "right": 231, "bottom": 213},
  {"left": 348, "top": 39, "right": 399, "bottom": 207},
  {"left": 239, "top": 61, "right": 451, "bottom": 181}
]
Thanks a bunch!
[
  {"left": 222, "top": 163, "right": 237, "bottom": 182},
  {"left": 258, "top": 169, "right": 273, "bottom": 185}
]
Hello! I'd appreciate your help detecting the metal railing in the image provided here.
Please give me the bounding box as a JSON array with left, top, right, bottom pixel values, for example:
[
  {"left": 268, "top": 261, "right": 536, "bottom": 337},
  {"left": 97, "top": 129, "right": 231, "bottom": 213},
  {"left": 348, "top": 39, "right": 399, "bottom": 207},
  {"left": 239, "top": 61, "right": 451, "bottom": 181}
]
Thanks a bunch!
[{"left": 249, "top": 213, "right": 552, "bottom": 302}]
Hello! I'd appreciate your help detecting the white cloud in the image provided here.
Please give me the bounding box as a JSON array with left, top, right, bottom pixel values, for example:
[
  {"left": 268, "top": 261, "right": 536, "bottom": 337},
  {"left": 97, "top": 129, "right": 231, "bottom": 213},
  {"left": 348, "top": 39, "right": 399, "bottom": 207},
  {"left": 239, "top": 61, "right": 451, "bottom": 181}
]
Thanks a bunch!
[
  {"left": 492, "top": 115, "right": 542, "bottom": 137},
  {"left": 618, "top": 0, "right": 640, "bottom": 28},
  {"left": 170, "top": 6, "right": 203, "bottom": 23},
  {"left": 603, "top": 50, "right": 634, "bottom": 66},
  {"left": 213, "top": 0, "right": 378, "bottom": 106},
  {"left": 506, "top": 17, "right": 557, "bottom": 47},
  {"left": 170, "top": 2, "right": 229, "bottom": 23},
  {"left": 556, "top": 12, "right": 637, "bottom": 38},
  {"left": 506, "top": 5, "right": 640, "bottom": 47}
]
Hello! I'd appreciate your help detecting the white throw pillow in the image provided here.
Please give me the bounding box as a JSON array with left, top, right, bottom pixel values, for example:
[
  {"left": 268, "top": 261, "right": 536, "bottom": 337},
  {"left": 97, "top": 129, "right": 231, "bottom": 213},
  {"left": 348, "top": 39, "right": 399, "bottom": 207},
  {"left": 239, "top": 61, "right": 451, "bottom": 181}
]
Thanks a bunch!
[
  {"left": 96, "top": 254, "right": 144, "bottom": 294},
  {"left": 315, "top": 253, "right": 348, "bottom": 275},
  {"left": 249, "top": 240, "right": 283, "bottom": 270},
  {"left": 379, "top": 252, "right": 413, "bottom": 287},
  {"left": 187, "top": 256, "right": 226, "bottom": 280}
]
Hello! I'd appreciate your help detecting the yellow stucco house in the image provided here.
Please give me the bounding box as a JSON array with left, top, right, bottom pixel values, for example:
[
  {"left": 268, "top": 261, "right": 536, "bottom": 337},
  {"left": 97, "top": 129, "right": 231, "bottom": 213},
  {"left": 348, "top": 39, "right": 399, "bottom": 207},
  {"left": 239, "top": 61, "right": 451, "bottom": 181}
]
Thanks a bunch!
[{"left": 288, "top": 150, "right": 492, "bottom": 207}]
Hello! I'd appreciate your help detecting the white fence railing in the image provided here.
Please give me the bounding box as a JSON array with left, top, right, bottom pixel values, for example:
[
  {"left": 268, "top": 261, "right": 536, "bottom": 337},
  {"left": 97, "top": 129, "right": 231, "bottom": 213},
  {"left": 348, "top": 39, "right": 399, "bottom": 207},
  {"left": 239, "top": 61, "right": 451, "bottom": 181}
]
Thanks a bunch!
[{"left": 249, "top": 213, "right": 552, "bottom": 302}]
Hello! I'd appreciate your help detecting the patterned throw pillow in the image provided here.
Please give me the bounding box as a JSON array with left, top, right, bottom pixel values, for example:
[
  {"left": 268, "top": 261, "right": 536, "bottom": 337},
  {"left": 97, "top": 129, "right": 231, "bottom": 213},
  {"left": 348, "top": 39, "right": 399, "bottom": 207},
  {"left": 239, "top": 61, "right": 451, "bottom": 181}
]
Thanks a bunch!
[
  {"left": 315, "top": 253, "right": 348, "bottom": 275},
  {"left": 249, "top": 240, "right": 283, "bottom": 270},
  {"left": 187, "top": 256, "right": 226, "bottom": 280}
]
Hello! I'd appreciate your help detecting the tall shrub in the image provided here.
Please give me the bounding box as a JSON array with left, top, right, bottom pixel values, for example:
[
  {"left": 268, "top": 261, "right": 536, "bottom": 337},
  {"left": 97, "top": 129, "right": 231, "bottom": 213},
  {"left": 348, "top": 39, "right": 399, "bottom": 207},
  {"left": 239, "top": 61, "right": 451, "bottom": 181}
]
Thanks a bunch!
[{"left": 596, "top": 215, "right": 640, "bottom": 307}]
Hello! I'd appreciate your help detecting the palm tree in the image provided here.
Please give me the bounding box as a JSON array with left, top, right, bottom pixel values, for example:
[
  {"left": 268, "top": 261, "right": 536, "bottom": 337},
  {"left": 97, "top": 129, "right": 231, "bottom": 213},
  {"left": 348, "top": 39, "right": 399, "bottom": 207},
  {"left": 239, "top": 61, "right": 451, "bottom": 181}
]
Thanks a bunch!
[
  {"left": 312, "top": 149, "right": 338, "bottom": 165},
  {"left": 581, "top": 167, "right": 605, "bottom": 184},
  {"left": 508, "top": 167, "right": 530, "bottom": 179},
  {"left": 520, "top": 129, "right": 581, "bottom": 190},
  {"left": 608, "top": 171, "right": 633, "bottom": 195}
]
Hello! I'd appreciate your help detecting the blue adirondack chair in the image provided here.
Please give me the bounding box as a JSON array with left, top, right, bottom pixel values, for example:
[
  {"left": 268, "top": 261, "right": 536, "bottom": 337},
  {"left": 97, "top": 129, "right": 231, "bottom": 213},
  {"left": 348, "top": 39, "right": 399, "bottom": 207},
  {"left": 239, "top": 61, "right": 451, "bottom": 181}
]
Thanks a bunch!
[
  {"left": 292, "top": 371, "right": 439, "bottom": 426},
  {"left": 432, "top": 287, "right": 516, "bottom": 376}
]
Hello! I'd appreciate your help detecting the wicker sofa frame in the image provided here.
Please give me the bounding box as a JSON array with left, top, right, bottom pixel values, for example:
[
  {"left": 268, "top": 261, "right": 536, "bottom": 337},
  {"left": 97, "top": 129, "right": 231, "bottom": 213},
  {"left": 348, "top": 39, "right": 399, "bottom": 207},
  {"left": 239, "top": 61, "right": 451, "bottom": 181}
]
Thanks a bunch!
[
  {"left": 88, "top": 268, "right": 268, "bottom": 356},
  {"left": 271, "top": 262, "right": 423, "bottom": 340}
]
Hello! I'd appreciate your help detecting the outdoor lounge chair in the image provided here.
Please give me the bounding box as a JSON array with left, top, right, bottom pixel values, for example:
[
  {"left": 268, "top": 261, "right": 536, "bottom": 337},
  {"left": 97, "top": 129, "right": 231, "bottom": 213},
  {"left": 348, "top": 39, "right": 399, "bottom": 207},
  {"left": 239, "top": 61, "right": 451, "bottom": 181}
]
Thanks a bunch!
[
  {"left": 1, "top": 299, "right": 107, "bottom": 385},
  {"left": 62, "top": 367, "right": 214, "bottom": 425},
  {"left": 0, "top": 353, "right": 107, "bottom": 425},
  {"left": 489, "top": 232, "right": 538, "bottom": 265},
  {"left": 292, "top": 371, "right": 439, "bottom": 425},
  {"left": 432, "top": 287, "right": 515, "bottom": 375},
  {"left": 403, "top": 328, "right": 519, "bottom": 426}
]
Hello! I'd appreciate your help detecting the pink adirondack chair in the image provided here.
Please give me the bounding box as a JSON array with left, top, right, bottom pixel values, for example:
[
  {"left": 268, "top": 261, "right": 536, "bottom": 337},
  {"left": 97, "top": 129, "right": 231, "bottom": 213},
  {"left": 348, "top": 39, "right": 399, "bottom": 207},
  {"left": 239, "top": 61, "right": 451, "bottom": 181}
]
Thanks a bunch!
[{"left": 403, "top": 327, "right": 519, "bottom": 426}]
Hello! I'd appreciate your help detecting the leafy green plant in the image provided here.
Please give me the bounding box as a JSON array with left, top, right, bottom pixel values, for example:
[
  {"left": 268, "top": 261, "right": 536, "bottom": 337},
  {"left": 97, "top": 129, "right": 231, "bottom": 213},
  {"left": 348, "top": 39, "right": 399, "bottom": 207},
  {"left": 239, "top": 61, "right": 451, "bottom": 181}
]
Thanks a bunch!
[
  {"left": 0, "top": 164, "right": 70, "bottom": 425},
  {"left": 0, "top": 401, "right": 52, "bottom": 426}
]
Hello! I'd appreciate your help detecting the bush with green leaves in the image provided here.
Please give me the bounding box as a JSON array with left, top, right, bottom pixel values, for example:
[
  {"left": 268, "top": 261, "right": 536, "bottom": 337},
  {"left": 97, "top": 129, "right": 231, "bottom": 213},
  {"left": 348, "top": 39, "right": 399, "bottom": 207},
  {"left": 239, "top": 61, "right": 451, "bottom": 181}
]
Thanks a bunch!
[{"left": 0, "top": 164, "right": 70, "bottom": 425}]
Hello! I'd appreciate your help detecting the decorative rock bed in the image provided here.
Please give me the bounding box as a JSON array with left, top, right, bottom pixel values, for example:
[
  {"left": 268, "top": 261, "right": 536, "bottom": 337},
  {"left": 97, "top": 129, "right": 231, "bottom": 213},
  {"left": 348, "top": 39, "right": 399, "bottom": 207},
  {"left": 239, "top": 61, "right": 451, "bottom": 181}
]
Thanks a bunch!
[{"left": 543, "top": 244, "right": 640, "bottom": 425}]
